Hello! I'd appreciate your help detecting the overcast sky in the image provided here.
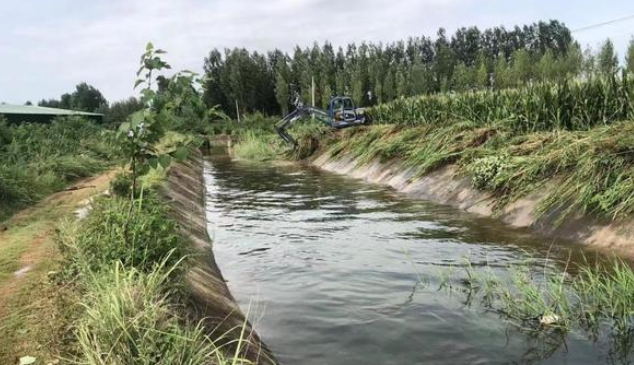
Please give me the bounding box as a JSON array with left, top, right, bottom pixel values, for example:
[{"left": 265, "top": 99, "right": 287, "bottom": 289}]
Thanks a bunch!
[{"left": 2, "top": 0, "right": 634, "bottom": 104}]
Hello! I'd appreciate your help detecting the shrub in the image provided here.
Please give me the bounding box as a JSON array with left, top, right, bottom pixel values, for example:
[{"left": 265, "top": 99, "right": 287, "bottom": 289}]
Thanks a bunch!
[
  {"left": 110, "top": 172, "right": 134, "bottom": 198},
  {"left": 58, "top": 194, "right": 188, "bottom": 275}
]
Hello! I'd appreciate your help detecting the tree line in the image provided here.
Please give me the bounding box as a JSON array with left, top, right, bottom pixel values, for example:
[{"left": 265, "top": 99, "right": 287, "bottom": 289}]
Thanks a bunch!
[
  {"left": 203, "top": 20, "right": 632, "bottom": 118},
  {"left": 31, "top": 82, "right": 143, "bottom": 126}
]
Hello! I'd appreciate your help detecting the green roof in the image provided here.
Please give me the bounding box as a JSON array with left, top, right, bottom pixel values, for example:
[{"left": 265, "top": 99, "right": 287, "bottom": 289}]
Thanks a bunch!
[{"left": 0, "top": 104, "right": 103, "bottom": 117}]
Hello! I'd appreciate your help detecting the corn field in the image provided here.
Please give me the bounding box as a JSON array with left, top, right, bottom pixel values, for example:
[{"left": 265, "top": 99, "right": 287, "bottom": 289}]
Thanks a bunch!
[{"left": 367, "top": 75, "right": 634, "bottom": 131}]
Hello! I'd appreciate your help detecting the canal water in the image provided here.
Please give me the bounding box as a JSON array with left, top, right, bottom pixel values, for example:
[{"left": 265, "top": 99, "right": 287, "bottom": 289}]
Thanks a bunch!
[{"left": 203, "top": 152, "right": 619, "bottom": 365}]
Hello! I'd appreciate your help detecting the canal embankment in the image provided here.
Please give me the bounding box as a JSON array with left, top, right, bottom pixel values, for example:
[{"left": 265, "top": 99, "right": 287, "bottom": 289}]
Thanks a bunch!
[{"left": 306, "top": 123, "right": 634, "bottom": 257}]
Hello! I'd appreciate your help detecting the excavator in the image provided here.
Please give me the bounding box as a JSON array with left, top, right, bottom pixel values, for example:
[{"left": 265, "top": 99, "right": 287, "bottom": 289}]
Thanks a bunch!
[{"left": 275, "top": 94, "right": 368, "bottom": 146}]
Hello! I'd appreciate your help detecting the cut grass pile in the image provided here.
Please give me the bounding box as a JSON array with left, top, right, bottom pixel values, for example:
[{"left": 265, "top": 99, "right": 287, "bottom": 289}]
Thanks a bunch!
[
  {"left": 231, "top": 129, "right": 284, "bottom": 161},
  {"left": 229, "top": 113, "right": 331, "bottom": 161}
]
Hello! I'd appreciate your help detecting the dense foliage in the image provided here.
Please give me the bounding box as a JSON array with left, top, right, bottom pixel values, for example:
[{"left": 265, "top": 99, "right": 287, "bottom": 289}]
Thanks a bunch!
[
  {"left": 38, "top": 82, "right": 107, "bottom": 112},
  {"left": 0, "top": 116, "right": 115, "bottom": 221},
  {"left": 95, "top": 97, "right": 144, "bottom": 127},
  {"left": 368, "top": 75, "right": 634, "bottom": 131},
  {"left": 202, "top": 20, "right": 627, "bottom": 118}
]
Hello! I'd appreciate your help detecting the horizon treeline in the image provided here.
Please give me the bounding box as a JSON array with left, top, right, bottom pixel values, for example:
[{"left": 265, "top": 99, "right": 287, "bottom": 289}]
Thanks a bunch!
[{"left": 203, "top": 20, "right": 628, "bottom": 118}]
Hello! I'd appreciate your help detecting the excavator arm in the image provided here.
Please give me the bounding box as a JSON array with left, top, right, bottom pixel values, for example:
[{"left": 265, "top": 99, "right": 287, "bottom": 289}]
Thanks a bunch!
[{"left": 275, "top": 106, "right": 331, "bottom": 146}]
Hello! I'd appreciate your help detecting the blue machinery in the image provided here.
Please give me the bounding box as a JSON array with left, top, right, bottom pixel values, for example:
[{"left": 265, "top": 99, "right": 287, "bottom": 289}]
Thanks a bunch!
[{"left": 275, "top": 96, "right": 368, "bottom": 146}]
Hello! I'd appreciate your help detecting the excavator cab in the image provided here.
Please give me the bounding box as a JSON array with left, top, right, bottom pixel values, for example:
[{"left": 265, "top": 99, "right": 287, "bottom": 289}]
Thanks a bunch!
[{"left": 329, "top": 96, "right": 366, "bottom": 128}]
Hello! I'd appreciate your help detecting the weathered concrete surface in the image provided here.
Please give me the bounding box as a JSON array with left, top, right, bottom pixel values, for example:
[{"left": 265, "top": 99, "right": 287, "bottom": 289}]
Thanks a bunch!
[
  {"left": 164, "top": 150, "right": 278, "bottom": 365},
  {"left": 311, "top": 151, "right": 634, "bottom": 257}
]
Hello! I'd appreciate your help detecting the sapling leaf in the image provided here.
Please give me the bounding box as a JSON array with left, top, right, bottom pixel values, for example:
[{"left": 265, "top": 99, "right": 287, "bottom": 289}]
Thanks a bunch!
[
  {"left": 118, "top": 122, "right": 131, "bottom": 133},
  {"left": 172, "top": 146, "right": 190, "bottom": 161},
  {"left": 130, "top": 112, "right": 144, "bottom": 128},
  {"left": 158, "top": 155, "right": 171, "bottom": 169},
  {"left": 148, "top": 157, "right": 158, "bottom": 169}
]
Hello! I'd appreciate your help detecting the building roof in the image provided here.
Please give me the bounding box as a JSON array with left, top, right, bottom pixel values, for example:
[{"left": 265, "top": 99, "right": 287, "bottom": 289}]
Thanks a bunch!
[{"left": 0, "top": 104, "right": 103, "bottom": 117}]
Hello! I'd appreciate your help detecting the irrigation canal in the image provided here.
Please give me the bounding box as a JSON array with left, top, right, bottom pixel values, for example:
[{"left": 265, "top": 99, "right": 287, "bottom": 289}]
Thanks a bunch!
[{"left": 204, "top": 150, "right": 620, "bottom": 365}]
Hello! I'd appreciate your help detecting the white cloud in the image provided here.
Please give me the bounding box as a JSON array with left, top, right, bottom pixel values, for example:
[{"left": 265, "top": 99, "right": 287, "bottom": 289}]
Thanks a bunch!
[{"left": 0, "top": 0, "right": 633, "bottom": 103}]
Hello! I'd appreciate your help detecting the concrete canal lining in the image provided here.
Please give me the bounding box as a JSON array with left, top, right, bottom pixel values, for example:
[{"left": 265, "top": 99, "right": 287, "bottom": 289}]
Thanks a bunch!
[
  {"left": 163, "top": 149, "right": 278, "bottom": 365},
  {"left": 311, "top": 151, "right": 634, "bottom": 257}
]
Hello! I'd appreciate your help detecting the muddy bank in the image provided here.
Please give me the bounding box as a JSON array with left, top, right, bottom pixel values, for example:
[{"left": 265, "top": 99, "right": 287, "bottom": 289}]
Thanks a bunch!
[
  {"left": 311, "top": 152, "right": 634, "bottom": 257},
  {"left": 163, "top": 149, "right": 278, "bottom": 365}
]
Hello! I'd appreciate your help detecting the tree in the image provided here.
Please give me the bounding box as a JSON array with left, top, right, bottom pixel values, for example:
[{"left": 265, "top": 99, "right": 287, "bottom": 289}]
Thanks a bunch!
[
  {"left": 274, "top": 56, "right": 291, "bottom": 115},
  {"left": 434, "top": 28, "right": 456, "bottom": 91},
  {"left": 562, "top": 42, "right": 583, "bottom": 78},
  {"left": 195, "top": 19, "right": 578, "bottom": 116},
  {"left": 582, "top": 46, "right": 596, "bottom": 79},
  {"left": 451, "top": 26, "right": 481, "bottom": 66},
  {"left": 71, "top": 83, "right": 107, "bottom": 112},
  {"left": 452, "top": 62, "right": 474, "bottom": 91},
  {"left": 24, "top": 101, "right": 32, "bottom": 106},
  {"left": 511, "top": 49, "right": 532, "bottom": 84},
  {"left": 536, "top": 50, "right": 556, "bottom": 81},
  {"left": 494, "top": 53, "right": 511, "bottom": 89},
  {"left": 119, "top": 43, "right": 195, "bottom": 196},
  {"left": 626, "top": 37, "right": 634, "bottom": 76},
  {"left": 475, "top": 54, "right": 489, "bottom": 88},
  {"left": 96, "top": 97, "right": 144, "bottom": 126},
  {"left": 38, "top": 84, "right": 105, "bottom": 112},
  {"left": 597, "top": 39, "right": 619, "bottom": 76}
]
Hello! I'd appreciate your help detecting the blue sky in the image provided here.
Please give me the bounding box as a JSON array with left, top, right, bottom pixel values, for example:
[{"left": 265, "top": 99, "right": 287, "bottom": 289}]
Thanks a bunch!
[{"left": 1, "top": 0, "right": 634, "bottom": 104}]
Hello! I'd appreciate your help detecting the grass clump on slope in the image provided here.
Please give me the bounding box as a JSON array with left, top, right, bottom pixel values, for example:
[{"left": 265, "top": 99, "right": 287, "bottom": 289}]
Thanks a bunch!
[{"left": 56, "top": 190, "right": 253, "bottom": 365}]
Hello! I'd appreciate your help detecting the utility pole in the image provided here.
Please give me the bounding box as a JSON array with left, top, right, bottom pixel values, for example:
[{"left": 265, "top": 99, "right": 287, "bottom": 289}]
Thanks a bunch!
[
  {"left": 311, "top": 76, "right": 316, "bottom": 121},
  {"left": 311, "top": 76, "right": 316, "bottom": 107},
  {"left": 235, "top": 99, "right": 241, "bottom": 123}
]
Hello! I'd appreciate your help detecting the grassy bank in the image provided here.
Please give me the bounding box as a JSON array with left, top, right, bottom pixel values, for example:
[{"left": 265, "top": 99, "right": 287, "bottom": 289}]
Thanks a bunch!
[
  {"left": 0, "top": 116, "right": 116, "bottom": 221},
  {"left": 0, "top": 159, "right": 253, "bottom": 364},
  {"left": 53, "top": 185, "right": 251, "bottom": 365},
  {"left": 324, "top": 119, "right": 634, "bottom": 223}
]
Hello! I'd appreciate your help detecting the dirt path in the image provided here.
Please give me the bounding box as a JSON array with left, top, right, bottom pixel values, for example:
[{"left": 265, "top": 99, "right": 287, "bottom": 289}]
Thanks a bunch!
[{"left": 0, "top": 171, "right": 115, "bottom": 365}]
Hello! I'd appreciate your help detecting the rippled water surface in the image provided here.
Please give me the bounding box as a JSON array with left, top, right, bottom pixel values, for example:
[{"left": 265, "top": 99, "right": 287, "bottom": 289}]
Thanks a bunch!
[{"left": 204, "top": 151, "right": 618, "bottom": 365}]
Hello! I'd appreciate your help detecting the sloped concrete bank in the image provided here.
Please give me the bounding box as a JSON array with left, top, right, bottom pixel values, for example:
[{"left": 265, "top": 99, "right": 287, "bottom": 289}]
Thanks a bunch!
[
  {"left": 311, "top": 151, "right": 634, "bottom": 257},
  {"left": 163, "top": 150, "right": 278, "bottom": 365}
]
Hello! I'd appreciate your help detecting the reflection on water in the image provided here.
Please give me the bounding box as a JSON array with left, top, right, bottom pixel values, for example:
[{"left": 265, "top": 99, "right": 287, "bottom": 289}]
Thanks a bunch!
[{"left": 204, "top": 151, "right": 623, "bottom": 365}]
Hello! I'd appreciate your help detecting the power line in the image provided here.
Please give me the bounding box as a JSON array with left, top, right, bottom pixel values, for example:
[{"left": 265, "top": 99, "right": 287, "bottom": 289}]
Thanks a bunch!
[{"left": 572, "top": 14, "right": 634, "bottom": 33}]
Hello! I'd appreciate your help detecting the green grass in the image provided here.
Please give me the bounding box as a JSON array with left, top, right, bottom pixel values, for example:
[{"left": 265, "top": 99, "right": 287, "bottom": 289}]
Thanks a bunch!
[
  {"left": 75, "top": 260, "right": 252, "bottom": 365},
  {"left": 446, "top": 257, "right": 634, "bottom": 343}
]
